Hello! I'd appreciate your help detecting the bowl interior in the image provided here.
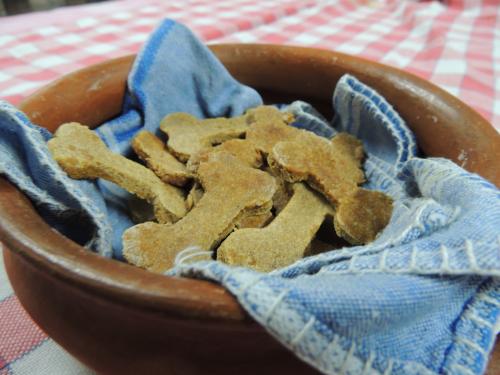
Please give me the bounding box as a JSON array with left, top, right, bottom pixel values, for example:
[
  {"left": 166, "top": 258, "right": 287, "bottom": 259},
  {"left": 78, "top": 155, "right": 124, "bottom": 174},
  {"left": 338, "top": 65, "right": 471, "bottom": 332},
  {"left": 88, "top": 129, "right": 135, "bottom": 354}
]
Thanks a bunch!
[{"left": 2, "top": 44, "right": 500, "bottom": 322}]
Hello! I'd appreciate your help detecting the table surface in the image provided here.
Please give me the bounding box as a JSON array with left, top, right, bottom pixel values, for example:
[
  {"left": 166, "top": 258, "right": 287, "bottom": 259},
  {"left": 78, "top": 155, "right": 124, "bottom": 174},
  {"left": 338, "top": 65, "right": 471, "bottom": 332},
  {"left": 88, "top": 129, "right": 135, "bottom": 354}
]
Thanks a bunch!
[{"left": 0, "top": 0, "right": 499, "bottom": 374}]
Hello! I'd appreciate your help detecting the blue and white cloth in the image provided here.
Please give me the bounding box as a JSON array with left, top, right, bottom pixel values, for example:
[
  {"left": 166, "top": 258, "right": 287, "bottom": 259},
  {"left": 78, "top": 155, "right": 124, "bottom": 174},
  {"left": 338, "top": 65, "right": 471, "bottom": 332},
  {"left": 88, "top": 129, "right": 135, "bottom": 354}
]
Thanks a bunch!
[{"left": 1, "top": 19, "right": 499, "bottom": 375}]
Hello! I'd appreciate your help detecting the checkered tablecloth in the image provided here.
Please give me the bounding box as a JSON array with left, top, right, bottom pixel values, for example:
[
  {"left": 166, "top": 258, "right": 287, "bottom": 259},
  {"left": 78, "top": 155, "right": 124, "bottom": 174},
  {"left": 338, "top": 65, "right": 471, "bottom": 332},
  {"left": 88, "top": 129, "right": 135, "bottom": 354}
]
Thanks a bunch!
[{"left": 0, "top": 0, "right": 499, "bottom": 373}]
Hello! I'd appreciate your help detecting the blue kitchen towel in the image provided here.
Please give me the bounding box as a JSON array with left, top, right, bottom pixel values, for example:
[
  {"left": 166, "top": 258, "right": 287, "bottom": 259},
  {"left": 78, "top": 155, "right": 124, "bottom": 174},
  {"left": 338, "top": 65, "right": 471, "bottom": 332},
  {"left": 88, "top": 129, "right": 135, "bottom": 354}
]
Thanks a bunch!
[
  {"left": 169, "top": 77, "right": 500, "bottom": 374},
  {"left": 0, "top": 101, "right": 114, "bottom": 256},
  {"left": 1, "top": 18, "right": 499, "bottom": 374}
]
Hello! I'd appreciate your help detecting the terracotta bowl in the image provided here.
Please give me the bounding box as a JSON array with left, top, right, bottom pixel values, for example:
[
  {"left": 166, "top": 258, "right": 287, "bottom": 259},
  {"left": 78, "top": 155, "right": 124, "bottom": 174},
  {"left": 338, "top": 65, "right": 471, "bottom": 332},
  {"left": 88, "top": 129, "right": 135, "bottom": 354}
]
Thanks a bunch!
[{"left": 1, "top": 45, "right": 499, "bottom": 375}]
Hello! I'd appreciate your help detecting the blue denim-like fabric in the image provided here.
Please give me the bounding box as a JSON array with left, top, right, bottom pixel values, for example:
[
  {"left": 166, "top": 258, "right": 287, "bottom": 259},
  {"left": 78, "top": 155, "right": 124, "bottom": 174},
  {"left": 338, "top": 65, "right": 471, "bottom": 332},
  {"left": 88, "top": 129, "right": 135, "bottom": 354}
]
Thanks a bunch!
[
  {"left": 0, "top": 101, "right": 113, "bottom": 255},
  {"left": 170, "top": 78, "right": 500, "bottom": 374},
  {"left": 1, "top": 19, "right": 499, "bottom": 375}
]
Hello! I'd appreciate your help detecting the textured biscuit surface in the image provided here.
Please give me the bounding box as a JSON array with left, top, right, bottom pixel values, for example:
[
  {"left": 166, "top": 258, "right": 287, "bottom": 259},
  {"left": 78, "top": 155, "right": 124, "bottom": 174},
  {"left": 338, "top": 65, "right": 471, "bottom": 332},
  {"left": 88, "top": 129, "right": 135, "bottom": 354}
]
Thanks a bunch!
[
  {"left": 187, "top": 138, "right": 272, "bottom": 228},
  {"left": 243, "top": 106, "right": 301, "bottom": 212},
  {"left": 122, "top": 152, "right": 276, "bottom": 272},
  {"left": 269, "top": 131, "right": 365, "bottom": 205},
  {"left": 132, "top": 131, "right": 190, "bottom": 187},
  {"left": 246, "top": 110, "right": 300, "bottom": 155},
  {"left": 269, "top": 131, "right": 393, "bottom": 244},
  {"left": 160, "top": 112, "right": 251, "bottom": 162},
  {"left": 331, "top": 132, "right": 365, "bottom": 163},
  {"left": 217, "top": 183, "right": 333, "bottom": 272},
  {"left": 334, "top": 188, "right": 393, "bottom": 244},
  {"left": 245, "top": 105, "right": 294, "bottom": 127},
  {"left": 187, "top": 139, "right": 262, "bottom": 172},
  {"left": 185, "top": 105, "right": 296, "bottom": 215},
  {"left": 48, "top": 123, "right": 186, "bottom": 224}
]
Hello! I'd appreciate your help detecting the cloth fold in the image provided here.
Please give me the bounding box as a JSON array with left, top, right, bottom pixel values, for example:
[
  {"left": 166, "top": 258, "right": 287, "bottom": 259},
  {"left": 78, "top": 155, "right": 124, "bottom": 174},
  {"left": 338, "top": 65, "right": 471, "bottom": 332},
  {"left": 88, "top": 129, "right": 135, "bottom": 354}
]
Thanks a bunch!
[
  {"left": 0, "top": 19, "right": 499, "bottom": 375},
  {"left": 169, "top": 72, "right": 500, "bottom": 375}
]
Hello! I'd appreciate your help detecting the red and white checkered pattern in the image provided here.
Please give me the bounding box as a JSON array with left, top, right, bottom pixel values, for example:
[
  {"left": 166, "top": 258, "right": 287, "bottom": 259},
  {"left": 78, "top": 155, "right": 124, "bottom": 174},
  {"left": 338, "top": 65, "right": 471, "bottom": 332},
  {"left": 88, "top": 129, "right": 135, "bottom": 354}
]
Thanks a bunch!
[
  {"left": 212, "top": 0, "right": 500, "bottom": 127},
  {"left": 0, "top": 0, "right": 314, "bottom": 104},
  {"left": 0, "top": 0, "right": 499, "bottom": 373}
]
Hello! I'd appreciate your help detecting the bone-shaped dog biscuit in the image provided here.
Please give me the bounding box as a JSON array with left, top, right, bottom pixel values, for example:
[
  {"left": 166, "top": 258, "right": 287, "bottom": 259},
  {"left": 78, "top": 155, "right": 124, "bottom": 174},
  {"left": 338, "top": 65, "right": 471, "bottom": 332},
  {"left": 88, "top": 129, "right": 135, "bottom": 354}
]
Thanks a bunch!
[
  {"left": 122, "top": 152, "right": 276, "bottom": 272},
  {"left": 48, "top": 123, "right": 186, "bottom": 224},
  {"left": 269, "top": 132, "right": 393, "bottom": 243},
  {"left": 187, "top": 139, "right": 262, "bottom": 172},
  {"left": 186, "top": 106, "right": 295, "bottom": 215},
  {"left": 246, "top": 106, "right": 319, "bottom": 214},
  {"left": 186, "top": 139, "right": 268, "bottom": 227},
  {"left": 334, "top": 188, "right": 393, "bottom": 244},
  {"left": 269, "top": 131, "right": 365, "bottom": 205},
  {"left": 186, "top": 136, "right": 270, "bottom": 228},
  {"left": 245, "top": 105, "right": 294, "bottom": 126},
  {"left": 132, "top": 131, "right": 190, "bottom": 187},
  {"left": 331, "top": 132, "right": 365, "bottom": 163},
  {"left": 243, "top": 107, "right": 304, "bottom": 213},
  {"left": 160, "top": 112, "right": 252, "bottom": 162},
  {"left": 217, "top": 183, "right": 333, "bottom": 272},
  {"left": 184, "top": 106, "right": 293, "bottom": 170},
  {"left": 246, "top": 112, "right": 300, "bottom": 155}
]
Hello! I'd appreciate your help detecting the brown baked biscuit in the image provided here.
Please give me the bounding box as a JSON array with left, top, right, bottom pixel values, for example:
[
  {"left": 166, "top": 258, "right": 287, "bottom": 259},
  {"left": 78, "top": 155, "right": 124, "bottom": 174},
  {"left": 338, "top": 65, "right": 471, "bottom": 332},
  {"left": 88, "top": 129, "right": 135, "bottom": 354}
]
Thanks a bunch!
[
  {"left": 245, "top": 105, "right": 295, "bottom": 125},
  {"left": 269, "top": 131, "right": 393, "bottom": 244},
  {"left": 182, "top": 107, "right": 292, "bottom": 227},
  {"left": 122, "top": 152, "right": 276, "bottom": 272},
  {"left": 48, "top": 123, "right": 186, "bottom": 224},
  {"left": 160, "top": 112, "right": 251, "bottom": 162},
  {"left": 187, "top": 139, "right": 269, "bottom": 227},
  {"left": 268, "top": 131, "right": 365, "bottom": 205},
  {"left": 217, "top": 183, "right": 333, "bottom": 272},
  {"left": 183, "top": 106, "right": 293, "bottom": 170},
  {"left": 246, "top": 112, "right": 300, "bottom": 155},
  {"left": 242, "top": 106, "right": 301, "bottom": 213},
  {"left": 132, "top": 131, "right": 191, "bottom": 187},
  {"left": 187, "top": 139, "right": 263, "bottom": 172},
  {"left": 331, "top": 132, "right": 365, "bottom": 162},
  {"left": 334, "top": 188, "right": 393, "bottom": 244}
]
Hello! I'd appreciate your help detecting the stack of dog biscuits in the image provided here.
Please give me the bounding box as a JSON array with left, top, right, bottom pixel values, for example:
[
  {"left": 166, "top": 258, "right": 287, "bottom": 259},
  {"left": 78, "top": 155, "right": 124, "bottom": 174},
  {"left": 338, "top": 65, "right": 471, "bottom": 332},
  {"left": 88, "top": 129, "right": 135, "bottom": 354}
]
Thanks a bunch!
[{"left": 48, "top": 106, "right": 393, "bottom": 273}]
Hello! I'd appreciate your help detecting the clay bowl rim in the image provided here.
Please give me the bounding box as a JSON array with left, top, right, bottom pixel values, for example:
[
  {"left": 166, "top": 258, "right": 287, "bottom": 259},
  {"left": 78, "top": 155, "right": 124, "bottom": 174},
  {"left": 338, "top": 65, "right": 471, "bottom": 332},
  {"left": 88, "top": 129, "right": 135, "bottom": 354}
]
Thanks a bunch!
[{"left": 1, "top": 44, "right": 499, "bottom": 324}]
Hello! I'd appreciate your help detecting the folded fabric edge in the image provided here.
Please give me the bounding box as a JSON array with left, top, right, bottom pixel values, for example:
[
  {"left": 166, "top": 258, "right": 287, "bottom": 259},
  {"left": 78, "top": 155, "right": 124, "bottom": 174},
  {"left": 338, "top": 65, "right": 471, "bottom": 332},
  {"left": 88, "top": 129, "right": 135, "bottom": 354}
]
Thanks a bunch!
[
  {"left": 441, "top": 278, "right": 500, "bottom": 374},
  {"left": 171, "top": 260, "right": 500, "bottom": 375},
  {"left": 333, "top": 74, "right": 418, "bottom": 170},
  {"left": 127, "top": 19, "right": 177, "bottom": 111},
  {"left": 170, "top": 261, "right": 439, "bottom": 375},
  {"left": 0, "top": 100, "right": 113, "bottom": 257}
]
